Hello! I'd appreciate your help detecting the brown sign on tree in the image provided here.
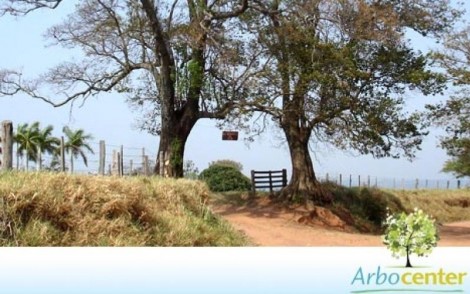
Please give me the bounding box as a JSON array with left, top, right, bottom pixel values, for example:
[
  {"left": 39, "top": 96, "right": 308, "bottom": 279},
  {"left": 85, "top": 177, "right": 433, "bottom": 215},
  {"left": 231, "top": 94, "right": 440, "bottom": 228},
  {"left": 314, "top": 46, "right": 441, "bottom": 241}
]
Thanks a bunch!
[{"left": 222, "top": 131, "right": 238, "bottom": 141}]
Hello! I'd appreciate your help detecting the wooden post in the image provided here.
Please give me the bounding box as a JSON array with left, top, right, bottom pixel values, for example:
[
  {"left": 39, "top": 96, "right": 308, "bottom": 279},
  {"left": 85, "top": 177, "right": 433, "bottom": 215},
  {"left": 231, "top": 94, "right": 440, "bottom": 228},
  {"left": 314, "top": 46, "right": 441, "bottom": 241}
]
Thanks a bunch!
[
  {"left": 130, "top": 160, "right": 133, "bottom": 175},
  {"left": 117, "top": 152, "right": 122, "bottom": 177},
  {"left": 339, "top": 174, "right": 342, "bottom": 186},
  {"left": 447, "top": 180, "right": 450, "bottom": 190},
  {"left": 358, "top": 175, "right": 361, "bottom": 187},
  {"left": 60, "top": 136, "right": 66, "bottom": 172},
  {"left": 98, "top": 140, "right": 106, "bottom": 175},
  {"left": 143, "top": 155, "right": 149, "bottom": 176},
  {"left": 375, "top": 177, "right": 378, "bottom": 188},
  {"left": 326, "top": 173, "right": 329, "bottom": 182},
  {"left": 367, "top": 175, "right": 371, "bottom": 188},
  {"left": 251, "top": 170, "right": 256, "bottom": 193},
  {"left": 457, "top": 180, "right": 461, "bottom": 189},
  {"left": 436, "top": 180, "right": 439, "bottom": 189},
  {"left": 282, "top": 169, "right": 287, "bottom": 187},
  {"left": 415, "top": 178, "right": 419, "bottom": 189},
  {"left": 120, "top": 145, "right": 124, "bottom": 176},
  {"left": 393, "top": 178, "right": 396, "bottom": 189},
  {"left": 269, "top": 171, "right": 273, "bottom": 193},
  {"left": 349, "top": 174, "right": 352, "bottom": 188},
  {"left": 1, "top": 121, "right": 13, "bottom": 170}
]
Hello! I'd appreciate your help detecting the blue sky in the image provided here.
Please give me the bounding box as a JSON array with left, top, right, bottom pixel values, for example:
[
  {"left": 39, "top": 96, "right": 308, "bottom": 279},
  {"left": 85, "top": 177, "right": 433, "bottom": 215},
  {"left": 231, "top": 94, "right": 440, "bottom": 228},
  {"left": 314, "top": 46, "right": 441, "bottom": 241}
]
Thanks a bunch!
[{"left": 0, "top": 1, "right": 467, "bottom": 184}]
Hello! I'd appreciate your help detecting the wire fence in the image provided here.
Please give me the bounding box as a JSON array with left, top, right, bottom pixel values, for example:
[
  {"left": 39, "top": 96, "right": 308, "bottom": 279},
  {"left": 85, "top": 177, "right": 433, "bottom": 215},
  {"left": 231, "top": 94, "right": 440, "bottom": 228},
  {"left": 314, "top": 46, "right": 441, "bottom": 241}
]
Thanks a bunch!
[
  {"left": 11, "top": 139, "right": 157, "bottom": 176},
  {"left": 316, "top": 173, "right": 469, "bottom": 190}
]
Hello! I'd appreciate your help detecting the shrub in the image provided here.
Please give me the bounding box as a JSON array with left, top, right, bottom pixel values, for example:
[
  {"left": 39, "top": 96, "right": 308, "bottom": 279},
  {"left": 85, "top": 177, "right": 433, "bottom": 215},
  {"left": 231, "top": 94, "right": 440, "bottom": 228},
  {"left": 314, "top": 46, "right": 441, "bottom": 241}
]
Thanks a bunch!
[
  {"left": 199, "top": 164, "right": 251, "bottom": 192},
  {"left": 209, "top": 159, "right": 243, "bottom": 171}
]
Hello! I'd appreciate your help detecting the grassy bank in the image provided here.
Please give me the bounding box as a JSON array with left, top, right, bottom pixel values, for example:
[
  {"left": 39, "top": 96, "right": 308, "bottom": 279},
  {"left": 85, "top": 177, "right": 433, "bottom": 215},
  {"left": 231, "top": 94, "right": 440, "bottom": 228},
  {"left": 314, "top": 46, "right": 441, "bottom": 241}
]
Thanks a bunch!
[
  {"left": 390, "top": 189, "right": 470, "bottom": 223},
  {"left": 0, "top": 172, "right": 247, "bottom": 246}
]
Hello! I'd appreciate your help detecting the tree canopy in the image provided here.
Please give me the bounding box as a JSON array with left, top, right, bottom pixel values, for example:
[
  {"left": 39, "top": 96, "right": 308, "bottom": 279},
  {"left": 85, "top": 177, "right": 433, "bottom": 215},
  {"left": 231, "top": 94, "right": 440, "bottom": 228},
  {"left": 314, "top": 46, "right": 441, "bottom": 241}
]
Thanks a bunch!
[
  {"left": 428, "top": 25, "right": 470, "bottom": 178},
  {"left": 0, "top": 0, "right": 250, "bottom": 177},
  {"left": 231, "top": 0, "right": 459, "bottom": 202}
]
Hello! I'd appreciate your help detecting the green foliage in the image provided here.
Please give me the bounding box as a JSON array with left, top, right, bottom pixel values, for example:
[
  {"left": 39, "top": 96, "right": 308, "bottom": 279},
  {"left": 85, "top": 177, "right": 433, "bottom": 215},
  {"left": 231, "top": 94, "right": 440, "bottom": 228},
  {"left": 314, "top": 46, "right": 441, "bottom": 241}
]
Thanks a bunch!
[
  {"left": 63, "top": 126, "right": 94, "bottom": 167},
  {"left": 199, "top": 164, "right": 251, "bottom": 192},
  {"left": 209, "top": 159, "right": 243, "bottom": 172},
  {"left": 325, "top": 183, "right": 405, "bottom": 232},
  {"left": 426, "top": 95, "right": 470, "bottom": 178},
  {"left": 383, "top": 209, "right": 439, "bottom": 267},
  {"left": 170, "top": 139, "right": 183, "bottom": 169},
  {"left": 14, "top": 122, "right": 59, "bottom": 170}
]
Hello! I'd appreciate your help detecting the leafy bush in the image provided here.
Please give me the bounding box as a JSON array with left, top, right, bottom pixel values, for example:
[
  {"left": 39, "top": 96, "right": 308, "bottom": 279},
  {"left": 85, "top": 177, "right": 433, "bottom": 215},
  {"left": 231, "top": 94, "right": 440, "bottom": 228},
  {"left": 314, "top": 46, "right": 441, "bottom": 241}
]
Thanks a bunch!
[
  {"left": 199, "top": 164, "right": 251, "bottom": 192},
  {"left": 209, "top": 159, "right": 243, "bottom": 171},
  {"left": 322, "top": 182, "right": 406, "bottom": 232}
]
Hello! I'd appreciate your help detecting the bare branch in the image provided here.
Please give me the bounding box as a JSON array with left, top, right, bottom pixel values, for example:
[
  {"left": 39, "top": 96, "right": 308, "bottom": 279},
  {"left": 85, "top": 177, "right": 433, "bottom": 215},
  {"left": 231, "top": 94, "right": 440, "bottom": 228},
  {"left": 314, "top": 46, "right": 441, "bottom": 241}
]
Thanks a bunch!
[{"left": 0, "top": 0, "right": 63, "bottom": 16}]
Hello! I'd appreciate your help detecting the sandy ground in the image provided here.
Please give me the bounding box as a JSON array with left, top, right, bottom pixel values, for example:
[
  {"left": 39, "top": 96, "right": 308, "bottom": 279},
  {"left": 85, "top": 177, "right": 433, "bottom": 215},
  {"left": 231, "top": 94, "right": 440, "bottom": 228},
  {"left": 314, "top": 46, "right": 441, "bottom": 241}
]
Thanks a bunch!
[{"left": 210, "top": 198, "right": 470, "bottom": 246}]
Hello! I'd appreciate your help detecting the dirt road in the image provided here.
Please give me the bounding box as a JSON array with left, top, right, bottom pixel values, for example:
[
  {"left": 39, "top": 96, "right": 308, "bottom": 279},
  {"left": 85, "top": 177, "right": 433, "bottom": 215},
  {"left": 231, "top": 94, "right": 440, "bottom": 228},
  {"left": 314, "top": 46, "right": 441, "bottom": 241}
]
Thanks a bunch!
[{"left": 210, "top": 199, "right": 470, "bottom": 246}]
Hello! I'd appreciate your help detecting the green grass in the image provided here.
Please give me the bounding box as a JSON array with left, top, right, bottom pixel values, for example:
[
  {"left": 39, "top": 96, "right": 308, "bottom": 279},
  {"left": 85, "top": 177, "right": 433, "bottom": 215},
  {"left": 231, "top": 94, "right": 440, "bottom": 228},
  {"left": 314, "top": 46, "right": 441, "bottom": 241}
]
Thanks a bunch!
[{"left": 0, "top": 172, "right": 248, "bottom": 246}]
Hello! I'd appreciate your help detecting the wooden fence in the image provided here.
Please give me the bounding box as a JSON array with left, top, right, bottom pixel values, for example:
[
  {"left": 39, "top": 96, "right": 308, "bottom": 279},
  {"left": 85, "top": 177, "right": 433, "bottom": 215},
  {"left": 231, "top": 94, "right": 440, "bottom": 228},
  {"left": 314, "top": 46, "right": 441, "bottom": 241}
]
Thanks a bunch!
[{"left": 251, "top": 169, "right": 288, "bottom": 193}]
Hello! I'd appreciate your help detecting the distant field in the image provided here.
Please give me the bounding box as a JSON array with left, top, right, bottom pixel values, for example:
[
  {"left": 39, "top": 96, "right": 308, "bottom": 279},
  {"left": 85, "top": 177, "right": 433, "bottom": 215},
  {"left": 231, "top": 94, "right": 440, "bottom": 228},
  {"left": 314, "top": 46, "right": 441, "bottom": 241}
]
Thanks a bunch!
[
  {"left": 387, "top": 189, "right": 470, "bottom": 223},
  {"left": 0, "top": 172, "right": 247, "bottom": 246}
]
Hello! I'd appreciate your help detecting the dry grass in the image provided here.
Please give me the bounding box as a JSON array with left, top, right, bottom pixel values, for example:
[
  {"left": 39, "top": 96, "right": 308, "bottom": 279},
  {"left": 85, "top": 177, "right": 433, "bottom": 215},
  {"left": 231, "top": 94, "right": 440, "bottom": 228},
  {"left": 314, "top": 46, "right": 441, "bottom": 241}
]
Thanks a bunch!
[
  {"left": 0, "top": 172, "right": 248, "bottom": 246},
  {"left": 389, "top": 189, "right": 470, "bottom": 223}
]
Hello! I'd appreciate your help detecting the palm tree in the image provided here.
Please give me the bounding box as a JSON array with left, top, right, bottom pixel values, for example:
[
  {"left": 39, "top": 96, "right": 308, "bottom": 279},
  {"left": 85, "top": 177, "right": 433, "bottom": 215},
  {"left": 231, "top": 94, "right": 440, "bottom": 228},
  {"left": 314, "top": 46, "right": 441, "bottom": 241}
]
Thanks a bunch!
[
  {"left": 63, "top": 126, "right": 94, "bottom": 173},
  {"left": 35, "top": 125, "right": 60, "bottom": 171},
  {"left": 14, "top": 122, "right": 60, "bottom": 171},
  {"left": 14, "top": 122, "right": 40, "bottom": 170}
]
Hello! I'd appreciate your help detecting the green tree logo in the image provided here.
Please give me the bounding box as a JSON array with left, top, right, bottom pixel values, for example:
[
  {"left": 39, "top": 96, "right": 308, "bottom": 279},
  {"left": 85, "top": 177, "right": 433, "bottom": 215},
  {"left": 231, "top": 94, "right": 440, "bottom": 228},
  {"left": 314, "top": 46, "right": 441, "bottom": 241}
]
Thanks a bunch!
[{"left": 383, "top": 209, "right": 439, "bottom": 268}]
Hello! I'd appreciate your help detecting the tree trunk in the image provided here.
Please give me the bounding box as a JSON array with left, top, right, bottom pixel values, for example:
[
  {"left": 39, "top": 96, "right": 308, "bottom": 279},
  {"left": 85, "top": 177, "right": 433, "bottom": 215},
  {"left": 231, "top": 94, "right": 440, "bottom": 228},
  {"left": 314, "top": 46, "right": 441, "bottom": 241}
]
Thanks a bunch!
[
  {"left": 37, "top": 146, "right": 42, "bottom": 171},
  {"left": 406, "top": 247, "right": 412, "bottom": 268},
  {"left": 70, "top": 152, "right": 74, "bottom": 174},
  {"left": 279, "top": 125, "right": 332, "bottom": 204},
  {"left": 154, "top": 105, "right": 198, "bottom": 178}
]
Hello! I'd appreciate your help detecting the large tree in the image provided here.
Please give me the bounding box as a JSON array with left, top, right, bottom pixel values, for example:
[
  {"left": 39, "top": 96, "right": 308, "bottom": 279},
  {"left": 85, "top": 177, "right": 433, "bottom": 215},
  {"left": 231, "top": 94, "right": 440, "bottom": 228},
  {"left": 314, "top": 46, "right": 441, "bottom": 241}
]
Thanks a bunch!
[
  {"left": 0, "top": 0, "right": 249, "bottom": 177},
  {"left": 428, "top": 26, "right": 470, "bottom": 178},
  {"left": 236, "top": 0, "right": 460, "bottom": 203}
]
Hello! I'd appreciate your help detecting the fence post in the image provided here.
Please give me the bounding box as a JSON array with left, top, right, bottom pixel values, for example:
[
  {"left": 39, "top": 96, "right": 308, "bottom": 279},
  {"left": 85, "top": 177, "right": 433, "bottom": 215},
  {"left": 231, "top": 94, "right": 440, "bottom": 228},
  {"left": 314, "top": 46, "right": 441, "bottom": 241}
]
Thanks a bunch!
[
  {"left": 349, "top": 174, "right": 352, "bottom": 188},
  {"left": 358, "top": 175, "right": 361, "bottom": 187},
  {"left": 375, "top": 177, "right": 378, "bottom": 188},
  {"left": 120, "top": 145, "right": 124, "bottom": 176},
  {"left": 367, "top": 175, "right": 370, "bottom": 188},
  {"left": 130, "top": 160, "right": 133, "bottom": 175},
  {"left": 447, "top": 180, "right": 450, "bottom": 190},
  {"left": 60, "top": 136, "right": 66, "bottom": 172},
  {"left": 112, "top": 150, "right": 117, "bottom": 175},
  {"left": 415, "top": 178, "right": 419, "bottom": 189},
  {"left": 339, "top": 174, "right": 342, "bottom": 186},
  {"left": 436, "top": 180, "right": 439, "bottom": 189},
  {"left": 1, "top": 121, "right": 13, "bottom": 171},
  {"left": 117, "top": 151, "right": 122, "bottom": 177},
  {"left": 393, "top": 178, "right": 396, "bottom": 189},
  {"left": 326, "top": 173, "right": 329, "bottom": 182},
  {"left": 282, "top": 169, "right": 287, "bottom": 187},
  {"left": 144, "top": 155, "right": 149, "bottom": 176},
  {"left": 251, "top": 170, "right": 256, "bottom": 193},
  {"left": 457, "top": 180, "right": 461, "bottom": 189},
  {"left": 99, "top": 140, "right": 106, "bottom": 175},
  {"left": 142, "top": 148, "right": 146, "bottom": 175},
  {"left": 269, "top": 171, "right": 273, "bottom": 193}
]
